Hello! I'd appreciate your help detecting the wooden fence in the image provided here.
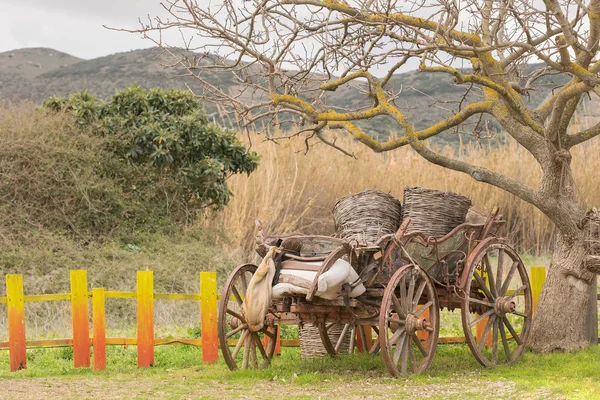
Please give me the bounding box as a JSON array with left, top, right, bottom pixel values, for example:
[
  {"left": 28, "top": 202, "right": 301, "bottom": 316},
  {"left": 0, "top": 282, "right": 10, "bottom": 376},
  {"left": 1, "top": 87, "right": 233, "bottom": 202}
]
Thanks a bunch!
[{"left": 0, "top": 266, "right": 592, "bottom": 372}]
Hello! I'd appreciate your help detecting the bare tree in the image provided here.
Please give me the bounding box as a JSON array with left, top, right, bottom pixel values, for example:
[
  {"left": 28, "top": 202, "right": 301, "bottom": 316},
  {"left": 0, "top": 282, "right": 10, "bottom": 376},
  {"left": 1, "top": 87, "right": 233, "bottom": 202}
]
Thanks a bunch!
[{"left": 129, "top": 0, "right": 600, "bottom": 352}]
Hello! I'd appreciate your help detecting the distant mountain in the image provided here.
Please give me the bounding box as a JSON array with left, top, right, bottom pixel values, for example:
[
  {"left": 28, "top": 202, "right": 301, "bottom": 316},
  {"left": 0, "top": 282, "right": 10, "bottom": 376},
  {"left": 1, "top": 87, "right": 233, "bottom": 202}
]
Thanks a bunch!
[{"left": 0, "top": 47, "right": 582, "bottom": 145}]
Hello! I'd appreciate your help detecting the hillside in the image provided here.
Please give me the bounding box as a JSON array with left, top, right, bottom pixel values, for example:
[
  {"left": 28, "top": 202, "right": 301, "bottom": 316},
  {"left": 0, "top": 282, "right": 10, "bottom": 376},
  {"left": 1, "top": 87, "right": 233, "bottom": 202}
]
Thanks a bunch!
[{"left": 0, "top": 46, "right": 580, "bottom": 144}]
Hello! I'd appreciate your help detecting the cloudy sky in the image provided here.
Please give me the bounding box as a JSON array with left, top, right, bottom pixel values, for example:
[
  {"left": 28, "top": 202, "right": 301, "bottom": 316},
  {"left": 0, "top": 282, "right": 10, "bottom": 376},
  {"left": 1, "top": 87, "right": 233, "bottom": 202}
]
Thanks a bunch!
[{"left": 0, "top": 0, "right": 171, "bottom": 59}]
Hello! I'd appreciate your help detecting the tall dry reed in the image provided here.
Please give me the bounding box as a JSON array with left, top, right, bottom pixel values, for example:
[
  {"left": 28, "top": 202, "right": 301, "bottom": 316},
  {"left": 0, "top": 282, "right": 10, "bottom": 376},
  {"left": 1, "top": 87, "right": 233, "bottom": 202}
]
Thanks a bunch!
[{"left": 214, "top": 132, "right": 600, "bottom": 256}]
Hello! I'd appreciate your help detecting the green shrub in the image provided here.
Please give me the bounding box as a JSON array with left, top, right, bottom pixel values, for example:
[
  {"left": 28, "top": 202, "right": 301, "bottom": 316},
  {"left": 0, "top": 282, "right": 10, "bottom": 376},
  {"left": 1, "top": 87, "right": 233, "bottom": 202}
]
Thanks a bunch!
[{"left": 44, "top": 85, "right": 259, "bottom": 211}]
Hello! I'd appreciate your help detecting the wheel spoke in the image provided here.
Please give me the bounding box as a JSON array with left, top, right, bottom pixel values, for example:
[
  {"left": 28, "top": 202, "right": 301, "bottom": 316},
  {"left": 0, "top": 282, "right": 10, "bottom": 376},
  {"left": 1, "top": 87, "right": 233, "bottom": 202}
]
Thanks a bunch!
[
  {"left": 226, "top": 308, "right": 246, "bottom": 323},
  {"left": 326, "top": 322, "right": 336, "bottom": 331},
  {"left": 406, "top": 274, "right": 416, "bottom": 312},
  {"left": 477, "top": 315, "right": 495, "bottom": 350},
  {"left": 231, "top": 286, "right": 244, "bottom": 306},
  {"left": 240, "top": 273, "right": 248, "bottom": 294},
  {"left": 252, "top": 332, "right": 268, "bottom": 360},
  {"left": 250, "top": 335, "right": 258, "bottom": 368},
  {"left": 226, "top": 323, "right": 248, "bottom": 339},
  {"left": 399, "top": 275, "right": 407, "bottom": 313},
  {"left": 502, "top": 316, "right": 523, "bottom": 345},
  {"left": 242, "top": 335, "right": 250, "bottom": 368},
  {"left": 512, "top": 310, "right": 528, "bottom": 318},
  {"left": 412, "top": 333, "right": 429, "bottom": 357},
  {"left": 369, "top": 339, "right": 380, "bottom": 354},
  {"left": 358, "top": 326, "right": 369, "bottom": 352},
  {"left": 349, "top": 326, "right": 356, "bottom": 355},
  {"left": 414, "top": 301, "right": 433, "bottom": 317},
  {"left": 492, "top": 318, "right": 499, "bottom": 364},
  {"left": 263, "top": 328, "right": 276, "bottom": 339},
  {"left": 499, "top": 319, "right": 512, "bottom": 362},
  {"left": 496, "top": 251, "right": 504, "bottom": 295},
  {"left": 335, "top": 323, "right": 351, "bottom": 353},
  {"left": 400, "top": 335, "right": 409, "bottom": 374},
  {"left": 412, "top": 280, "right": 426, "bottom": 310},
  {"left": 468, "top": 297, "right": 495, "bottom": 308},
  {"left": 473, "top": 270, "right": 494, "bottom": 300},
  {"left": 391, "top": 295, "right": 407, "bottom": 318},
  {"left": 408, "top": 341, "right": 417, "bottom": 373},
  {"left": 392, "top": 332, "right": 406, "bottom": 365},
  {"left": 389, "top": 326, "right": 406, "bottom": 346},
  {"left": 386, "top": 317, "right": 406, "bottom": 326},
  {"left": 505, "top": 285, "right": 527, "bottom": 301},
  {"left": 469, "top": 307, "right": 496, "bottom": 327},
  {"left": 232, "top": 329, "right": 249, "bottom": 359},
  {"left": 500, "top": 261, "right": 519, "bottom": 296},
  {"left": 484, "top": 255, "right": 497, "bottom": 298}
]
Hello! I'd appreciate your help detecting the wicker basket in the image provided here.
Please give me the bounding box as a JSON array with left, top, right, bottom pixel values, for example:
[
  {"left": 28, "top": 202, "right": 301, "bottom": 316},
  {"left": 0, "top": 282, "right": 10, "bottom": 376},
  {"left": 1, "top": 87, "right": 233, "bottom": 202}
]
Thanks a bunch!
[
  {"left": 402, "top": 186, "right": 472, "bottom": 238},
  {"left": 333, "top": 189, "right": 402, "bottom": 246},
  {"left": 299, "top": 323, "right": 350, "bottom": 358}
]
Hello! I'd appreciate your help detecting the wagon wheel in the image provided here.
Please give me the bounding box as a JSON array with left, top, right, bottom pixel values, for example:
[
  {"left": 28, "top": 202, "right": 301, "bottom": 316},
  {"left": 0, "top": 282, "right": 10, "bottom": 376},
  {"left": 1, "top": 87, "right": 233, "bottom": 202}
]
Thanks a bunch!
[
  {"left": 218, "top": 263, "right": 278, "bottom": 370},
  {"left": 460, "top": 240, "right": 532, "bottom": 368},
  {"left": 318, "top": 321, "right": 381, "bottom": 356},
  {"left": 379, "top": 264, "right": 440, "bottom": 376}
]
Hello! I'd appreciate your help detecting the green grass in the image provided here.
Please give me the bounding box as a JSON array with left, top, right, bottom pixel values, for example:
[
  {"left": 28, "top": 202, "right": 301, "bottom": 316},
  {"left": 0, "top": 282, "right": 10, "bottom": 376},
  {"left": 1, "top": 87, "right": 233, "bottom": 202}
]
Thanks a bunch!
[{"left": 1, "top": 344, "right": 599, "bottom": 399}]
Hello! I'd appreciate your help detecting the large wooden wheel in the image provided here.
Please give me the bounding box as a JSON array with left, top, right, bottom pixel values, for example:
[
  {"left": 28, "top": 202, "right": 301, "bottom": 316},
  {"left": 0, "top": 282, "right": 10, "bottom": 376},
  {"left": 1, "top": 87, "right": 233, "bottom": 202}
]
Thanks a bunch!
[
  {"left": 218, "top": 263, "right": 278, "bottom": 370},
  {"left": 379, "top": 264, "right": 439, "bottom": 376},
  {"left": 460, "top": 240, "right": 532, "bottom": 367},
  {"left": 318, "top": 321, "right": 381, "bottom": 356}
]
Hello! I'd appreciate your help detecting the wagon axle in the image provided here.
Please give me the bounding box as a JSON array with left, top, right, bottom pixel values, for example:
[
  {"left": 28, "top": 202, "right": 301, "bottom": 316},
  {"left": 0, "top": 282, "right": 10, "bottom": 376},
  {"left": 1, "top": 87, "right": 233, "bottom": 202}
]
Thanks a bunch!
[{"left": 495, "top": 297, "right": 516, "bottom": 317}]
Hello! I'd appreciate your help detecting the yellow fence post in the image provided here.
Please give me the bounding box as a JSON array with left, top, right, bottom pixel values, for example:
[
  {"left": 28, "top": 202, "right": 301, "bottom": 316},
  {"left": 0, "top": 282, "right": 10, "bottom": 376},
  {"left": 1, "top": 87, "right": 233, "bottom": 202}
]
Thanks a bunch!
[
  {"left": 137, "top": 271, "right": 154, "bottom": 368},
  {"left": 200, "top": 271, "right": 218, "bottom": 363},
  {"left": 92, "top": 287, "right": 106, "bottom": 371},
  {"left": 6, "top": 274, "right": 26, "bottom": 371},
  {"left": 70, "top": 270, "right": 90, "bottom": 368},
  {"left": 530, "top": 266, "right": 546, "bottom": 315}
]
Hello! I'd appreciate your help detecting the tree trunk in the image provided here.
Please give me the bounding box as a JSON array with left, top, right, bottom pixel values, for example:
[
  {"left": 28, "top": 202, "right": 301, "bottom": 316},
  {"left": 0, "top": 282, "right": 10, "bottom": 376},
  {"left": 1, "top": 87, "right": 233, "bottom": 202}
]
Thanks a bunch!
[{"left": 529, "top": 231, "right": 596, "bottom": 352}]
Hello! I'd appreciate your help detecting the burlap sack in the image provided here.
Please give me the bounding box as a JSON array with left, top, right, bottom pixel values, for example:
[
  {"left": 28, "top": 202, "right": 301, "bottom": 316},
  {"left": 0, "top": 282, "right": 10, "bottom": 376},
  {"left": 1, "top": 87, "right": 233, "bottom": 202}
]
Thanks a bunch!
[{"left": 243, "top": 247, "right": 276, "bottom": 331}]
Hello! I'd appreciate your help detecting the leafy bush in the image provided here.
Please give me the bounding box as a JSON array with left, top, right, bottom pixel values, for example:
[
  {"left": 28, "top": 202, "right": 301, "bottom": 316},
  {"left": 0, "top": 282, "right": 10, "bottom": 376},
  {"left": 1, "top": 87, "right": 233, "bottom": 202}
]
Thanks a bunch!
[{"left": 44, "top": 85, "right": 259, "bottom": 210}]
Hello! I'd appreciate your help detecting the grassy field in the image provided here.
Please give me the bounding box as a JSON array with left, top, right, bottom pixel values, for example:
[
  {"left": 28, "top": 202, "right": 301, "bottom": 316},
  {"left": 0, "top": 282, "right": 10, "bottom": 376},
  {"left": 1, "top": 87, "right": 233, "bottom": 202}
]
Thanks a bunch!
[{"left": 0, "top": 344, "right": 599, "bottom": 399}]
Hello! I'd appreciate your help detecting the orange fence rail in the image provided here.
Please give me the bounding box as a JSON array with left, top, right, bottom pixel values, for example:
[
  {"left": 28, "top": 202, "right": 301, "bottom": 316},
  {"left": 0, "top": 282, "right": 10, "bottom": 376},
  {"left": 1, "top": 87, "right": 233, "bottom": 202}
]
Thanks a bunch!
[{"left": 0, "top": 265, "right": 583, "bottom": 372}]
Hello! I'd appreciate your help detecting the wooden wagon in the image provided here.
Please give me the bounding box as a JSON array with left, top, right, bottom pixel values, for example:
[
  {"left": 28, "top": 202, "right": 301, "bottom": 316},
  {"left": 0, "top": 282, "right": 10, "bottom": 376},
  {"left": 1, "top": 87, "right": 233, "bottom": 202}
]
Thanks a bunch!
[{"left": 218, "top": 208, "right": 532, "bottom": 376}]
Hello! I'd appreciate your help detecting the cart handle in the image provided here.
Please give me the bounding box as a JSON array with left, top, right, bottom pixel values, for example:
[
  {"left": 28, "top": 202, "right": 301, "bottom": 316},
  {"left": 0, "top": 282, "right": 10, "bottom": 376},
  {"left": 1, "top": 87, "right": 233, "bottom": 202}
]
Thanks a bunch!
[
  {"left": 305, "top": 242, "right": 352, "bottom": 302},
  {"left": 394, "top": 218, "right": 412, "bottom": 242}
]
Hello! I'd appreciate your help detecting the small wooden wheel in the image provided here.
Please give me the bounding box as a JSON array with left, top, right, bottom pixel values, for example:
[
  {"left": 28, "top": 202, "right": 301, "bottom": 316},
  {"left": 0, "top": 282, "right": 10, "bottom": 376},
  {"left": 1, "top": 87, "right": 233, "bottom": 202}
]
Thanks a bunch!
[
  {"left": 218, "top": 264, "right": 278, "bottom": 370},
  {"left": 379, "top": 264, "right": 439, "bottom": 376},
  {"left": 318, "top": 321, "right": 381, "bottom": 356},
  {"left": 461, "top": 240, "right": 532, "bottom": 367}
]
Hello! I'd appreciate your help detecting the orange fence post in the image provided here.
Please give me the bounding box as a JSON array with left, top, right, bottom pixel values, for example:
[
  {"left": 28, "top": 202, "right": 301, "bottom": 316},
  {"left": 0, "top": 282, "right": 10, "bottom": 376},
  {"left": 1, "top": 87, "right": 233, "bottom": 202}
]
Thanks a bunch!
[
  {"left": 530, "top": 266, "right": 546, "bottom": 315},
  {"left": 6, "top": 274, "right": 26, "bottom": 371},
  {"left": 137, "top": 271, "right": 154, "bottom": 368},
  {"left": 70, "top": 270, "right": 90, "bottom": 368},
  {"left": 200, "top": 271, "right": 218, "bottom": 363},
  {"left": 475, "top": 271, "right": 492, "bottom": 346},
  {"left": 92, "top": 287, "right": 106, "bottom": 371}
]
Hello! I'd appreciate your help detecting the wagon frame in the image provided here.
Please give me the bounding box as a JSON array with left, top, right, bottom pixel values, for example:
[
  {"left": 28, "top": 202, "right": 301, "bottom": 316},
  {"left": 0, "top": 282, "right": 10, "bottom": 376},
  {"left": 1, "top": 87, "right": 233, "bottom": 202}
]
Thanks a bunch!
[{"left": 218, "top": 207, "right": 532, "bottom": 376}]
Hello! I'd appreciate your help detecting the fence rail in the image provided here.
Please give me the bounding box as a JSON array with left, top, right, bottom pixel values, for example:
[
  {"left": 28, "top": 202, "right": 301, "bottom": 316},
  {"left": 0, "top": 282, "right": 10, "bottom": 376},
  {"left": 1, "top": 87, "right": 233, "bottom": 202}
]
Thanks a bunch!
[{"left": 0, "top": 266, "right": 594, "bottom": 372}]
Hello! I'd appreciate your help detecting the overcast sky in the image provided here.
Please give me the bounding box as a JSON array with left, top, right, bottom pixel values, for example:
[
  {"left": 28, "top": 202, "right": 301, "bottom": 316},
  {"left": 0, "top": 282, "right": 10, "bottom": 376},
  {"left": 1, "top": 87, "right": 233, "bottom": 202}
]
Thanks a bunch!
[{"left": 0, "top": 0, "right": 170, "bottom": 59}]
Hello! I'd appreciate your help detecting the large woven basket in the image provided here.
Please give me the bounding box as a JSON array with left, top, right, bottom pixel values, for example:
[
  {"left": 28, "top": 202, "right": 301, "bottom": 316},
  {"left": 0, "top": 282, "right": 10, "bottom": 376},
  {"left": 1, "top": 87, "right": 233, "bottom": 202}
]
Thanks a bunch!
[
  {"left": 402, "top": 186, "right": 472, "bottom": 238},
  {"left": 333, "top": 189, "right": 402, "bottom": 246},
  {"left": 299, "top": 323, "right": 350, "bottom": 358}
]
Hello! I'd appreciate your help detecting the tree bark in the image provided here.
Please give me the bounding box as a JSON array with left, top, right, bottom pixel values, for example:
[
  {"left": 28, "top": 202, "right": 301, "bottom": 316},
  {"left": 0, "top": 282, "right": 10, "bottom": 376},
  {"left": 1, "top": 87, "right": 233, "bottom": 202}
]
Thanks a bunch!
[{"left": 529, "top": 230, "right": 596, "bottom": 352}]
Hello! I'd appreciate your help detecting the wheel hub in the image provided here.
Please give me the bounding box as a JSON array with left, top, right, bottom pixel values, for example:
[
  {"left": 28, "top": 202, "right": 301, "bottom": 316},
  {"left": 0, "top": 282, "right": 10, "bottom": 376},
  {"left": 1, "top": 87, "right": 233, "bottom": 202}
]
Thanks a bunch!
[
  {"left": 405, "top": 313, "right": 432, "bottom": 335},
  {"left": 230, "top": 317, "right": 241, "bottom": 329},
  {"left": 495, "top": 297, "right": 516, "bottom": 317}
]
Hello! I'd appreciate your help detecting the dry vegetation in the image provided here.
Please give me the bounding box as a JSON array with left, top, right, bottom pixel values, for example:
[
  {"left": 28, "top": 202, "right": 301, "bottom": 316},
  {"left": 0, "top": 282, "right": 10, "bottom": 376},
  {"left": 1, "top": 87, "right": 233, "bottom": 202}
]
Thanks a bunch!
[{"left": 219, "top": 129, "right": 599, "bottom": 256}]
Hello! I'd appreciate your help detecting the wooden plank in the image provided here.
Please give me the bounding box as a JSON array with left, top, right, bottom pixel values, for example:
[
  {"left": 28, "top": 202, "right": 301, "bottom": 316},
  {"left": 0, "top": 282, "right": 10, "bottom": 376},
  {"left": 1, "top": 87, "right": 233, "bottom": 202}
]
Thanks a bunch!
[
  {"left": 6, "top": 274, "right": 27, "bottom": 371},
  {"left": 530, "top": 266, "right": 546, "bottom": 315},
  {"left": 105, "top": 337, "right": 137, "bottom": 346},
  {"left": 155, "top": 339, "right": 202, "bottom": 346},
  {"left": 200, "top": 271, "right": 218, "bottom": 363},
  {"left": 92, "top": 288, "right": 106, "bottom": 371},
  {"left": 137, "top": 271, "right": 154, "bottom": 368},
  {"left": 0, "top": 339, "right": 73, "bottom": 349},
  {"left": 70, "top": 270, "right": 90, "bottom": 368}
]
